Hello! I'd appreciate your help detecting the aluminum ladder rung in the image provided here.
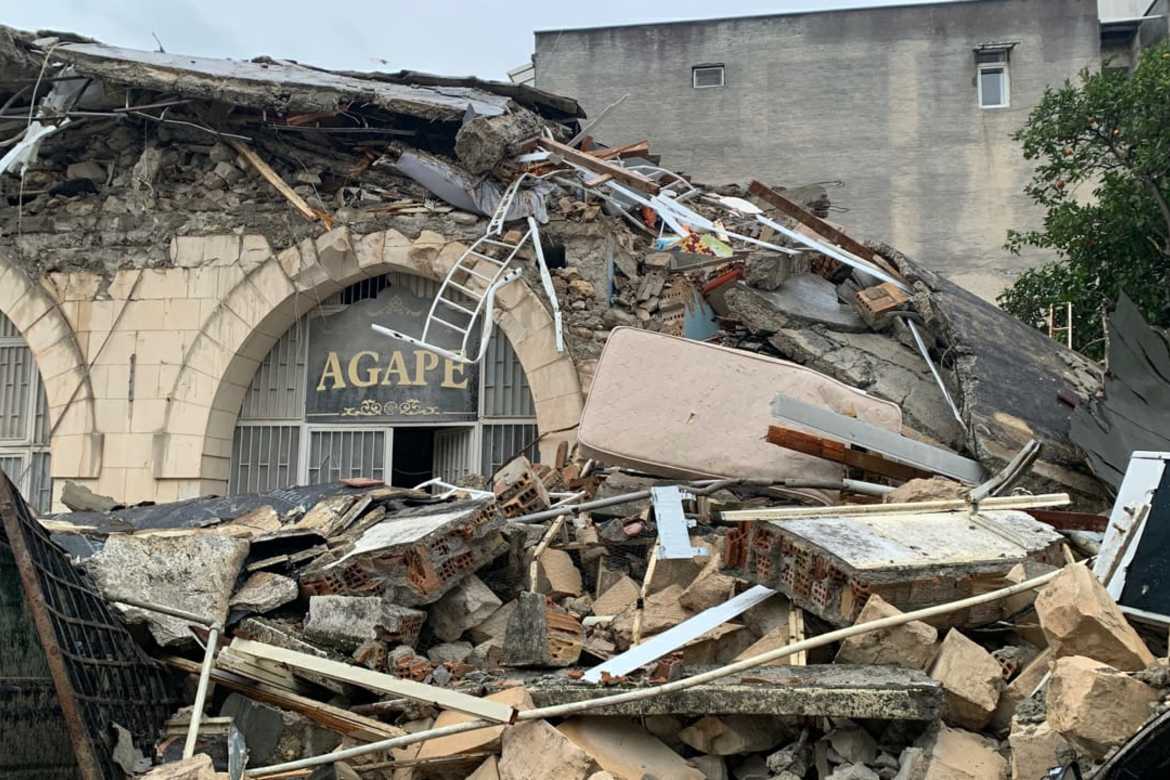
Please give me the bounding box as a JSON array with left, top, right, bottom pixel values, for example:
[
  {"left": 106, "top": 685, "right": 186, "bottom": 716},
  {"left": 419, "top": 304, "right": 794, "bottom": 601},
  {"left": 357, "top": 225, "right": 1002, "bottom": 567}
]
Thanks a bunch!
[
  {"left": 468, "top": 251, "right": 507, "bottom": 265},
  {"left": 430, "top": 316, "right": 469, "bottom": 334},
  {"left": 459, "top": 266, "right": 499, "bottom": 283},
  {"left": 446, "top": 280, "right": 484, "bottom": 299},
  {"left": 480, "top": 238, "right": 524, "bottom": 249},
  {"left": 435, "top": 297, "right": 476, "bottom": 317}
]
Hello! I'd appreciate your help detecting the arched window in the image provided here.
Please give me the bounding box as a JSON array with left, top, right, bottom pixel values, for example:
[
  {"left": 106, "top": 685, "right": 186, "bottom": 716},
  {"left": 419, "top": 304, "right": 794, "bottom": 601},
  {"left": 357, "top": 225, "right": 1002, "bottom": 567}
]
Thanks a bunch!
[
  {"left": 0, "top": 312, "right": 52, "bottom": 512},
  {"left": 229, "top": 272, "right": 538, "bottom": 493}
]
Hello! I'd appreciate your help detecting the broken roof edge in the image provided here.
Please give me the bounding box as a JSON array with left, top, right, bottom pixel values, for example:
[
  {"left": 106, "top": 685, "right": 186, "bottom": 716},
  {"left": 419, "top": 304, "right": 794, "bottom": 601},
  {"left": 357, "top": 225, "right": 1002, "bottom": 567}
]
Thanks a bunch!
[{"left": 4, "top": 27, "right": 581, "bottom": 122}]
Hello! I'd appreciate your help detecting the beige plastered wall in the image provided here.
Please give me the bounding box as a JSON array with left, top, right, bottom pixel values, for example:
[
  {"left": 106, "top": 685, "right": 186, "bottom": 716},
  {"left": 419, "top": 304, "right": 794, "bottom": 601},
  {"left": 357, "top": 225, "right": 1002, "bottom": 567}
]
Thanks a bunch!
[{"left": 0, "top": 226, "right": 582, "bottom": 510}]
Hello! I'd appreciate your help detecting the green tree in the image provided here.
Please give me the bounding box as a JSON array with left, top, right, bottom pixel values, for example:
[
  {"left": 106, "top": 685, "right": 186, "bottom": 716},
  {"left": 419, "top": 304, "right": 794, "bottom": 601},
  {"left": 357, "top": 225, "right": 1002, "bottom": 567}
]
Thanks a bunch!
[{"left": 1000, "top": 42, "right": 1170, "bottom": 357}]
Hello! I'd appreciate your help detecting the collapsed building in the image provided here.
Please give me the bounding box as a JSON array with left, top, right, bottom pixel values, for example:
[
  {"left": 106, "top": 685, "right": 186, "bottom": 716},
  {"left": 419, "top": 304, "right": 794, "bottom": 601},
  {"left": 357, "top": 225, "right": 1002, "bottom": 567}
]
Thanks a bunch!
[{"left": 2, "top": 23, "right": 1170, "bottom": 780}]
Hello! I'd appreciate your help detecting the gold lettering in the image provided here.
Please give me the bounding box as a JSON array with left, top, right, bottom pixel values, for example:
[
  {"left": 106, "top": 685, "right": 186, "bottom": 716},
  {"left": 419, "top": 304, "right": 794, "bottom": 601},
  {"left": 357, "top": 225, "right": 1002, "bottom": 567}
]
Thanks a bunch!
[
  {"left": 442, "top": 359, "right": 469, "bottom": 389},
  {"left": 381, "top": 351, "right": 412, "bottom": 386},
  {"left": 413, "top": 350, "right": 439, "bottom": 386},
  {"left": 316, "top": 352, "right": 347, "bottom": 391},
  {"left": 347, "top": 351, "right": 381, "bottom": 387}
]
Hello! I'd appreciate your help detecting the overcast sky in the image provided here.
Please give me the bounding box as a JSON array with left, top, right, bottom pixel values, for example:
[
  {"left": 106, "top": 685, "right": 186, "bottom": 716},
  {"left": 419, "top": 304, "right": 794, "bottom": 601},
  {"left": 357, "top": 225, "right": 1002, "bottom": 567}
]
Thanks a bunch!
[{"left": 6, "top": 0, "right": 971, "bottom": 80}]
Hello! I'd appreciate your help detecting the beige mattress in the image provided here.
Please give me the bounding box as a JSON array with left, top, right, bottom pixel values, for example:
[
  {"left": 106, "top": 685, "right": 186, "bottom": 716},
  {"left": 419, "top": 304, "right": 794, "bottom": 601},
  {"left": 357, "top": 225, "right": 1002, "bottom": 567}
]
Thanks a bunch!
[{"left": 578, "top": 328, "right": 902, "bottom": 489}]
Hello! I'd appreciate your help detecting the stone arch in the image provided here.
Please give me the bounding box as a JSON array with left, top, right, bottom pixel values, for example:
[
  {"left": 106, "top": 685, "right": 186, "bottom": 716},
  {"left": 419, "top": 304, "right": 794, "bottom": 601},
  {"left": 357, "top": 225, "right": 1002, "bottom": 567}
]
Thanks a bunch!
[
  {"left": 0, "top": 252, "right": 101, "bottom": 480},
  {"left": 156, "top": 226, "right": 583, "bottom": 489}
]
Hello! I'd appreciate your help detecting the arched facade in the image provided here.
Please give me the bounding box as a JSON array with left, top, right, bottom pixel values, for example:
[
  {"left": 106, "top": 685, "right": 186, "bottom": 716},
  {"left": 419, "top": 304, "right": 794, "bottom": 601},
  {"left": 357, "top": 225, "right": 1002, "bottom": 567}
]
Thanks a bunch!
[{"left": 153, "top": 226, "right": 583, "bottom": 497}]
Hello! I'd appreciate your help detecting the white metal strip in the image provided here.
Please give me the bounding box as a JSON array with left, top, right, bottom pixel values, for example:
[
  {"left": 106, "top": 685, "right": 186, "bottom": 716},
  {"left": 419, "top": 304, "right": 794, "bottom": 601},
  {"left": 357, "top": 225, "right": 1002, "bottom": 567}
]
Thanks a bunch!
[
  {"left": 771, "top": 394, "right": 986, "bottom": 483},
  {"left": 582, "top": 585, "right": 778, "bottom": 682},
  {"left": 650, "top": 485, "right": 705, "bottom": 559},
  {"left": 756, "top": 215, "right": 908, "bottom": 290}
]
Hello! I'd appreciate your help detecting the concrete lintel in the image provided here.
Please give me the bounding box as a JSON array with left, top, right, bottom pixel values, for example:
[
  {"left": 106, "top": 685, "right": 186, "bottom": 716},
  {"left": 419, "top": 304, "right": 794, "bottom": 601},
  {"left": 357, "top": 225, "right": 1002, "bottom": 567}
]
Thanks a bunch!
[{"left": 521, "top": 664, "right": 942, "bottom": 721}]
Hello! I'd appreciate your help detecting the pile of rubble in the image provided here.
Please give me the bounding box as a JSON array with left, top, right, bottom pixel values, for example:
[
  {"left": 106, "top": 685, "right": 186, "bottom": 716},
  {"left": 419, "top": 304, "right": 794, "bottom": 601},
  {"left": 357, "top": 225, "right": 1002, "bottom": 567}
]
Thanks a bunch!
[{"left": 4, "top": 24, "right": 1170, "bottom": 780}]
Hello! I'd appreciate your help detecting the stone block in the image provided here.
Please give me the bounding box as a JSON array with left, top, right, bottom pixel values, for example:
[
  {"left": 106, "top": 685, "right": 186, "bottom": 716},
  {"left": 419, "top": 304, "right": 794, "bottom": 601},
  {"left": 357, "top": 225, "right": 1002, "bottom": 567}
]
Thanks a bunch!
[
  {"left": 593, "top": 576, "right": 640, "bottom": 617},
  {"left": 428, "top": 574, "right": 503, "bottom": 642},
  {"left": 678, "top": 715, "right": 793, "bottom": 756},
  {"left": 503, "top": 591, "right": 583, "bottom": 667},
  {"left": 990, "top": 648, "right": 1052, "bottom": 734},
  {"left": 558, "top": 716, "right": 706, "bottom": 780},
  {"left": 835, "top": 594, "right": 938, "bottom": 671},
  {"left": 911, "top": 724, "right": 1006, "bottom": 780},
  {"left": 467, "top": 599, "right": 517, "bottom": 644},
  {"left": 680, "top": 547, "right": 738, "bottom": 612},
  {"left": 1008, "top": 721, "right": 1073, "bottom": 780},
  {"left": 87, "top": 533, "right": 249, "bottom": 646},
  {"left": 499, "top": 719, "right": 600, "bottom": 780},
  {"left": 612, "top": 584, "right": 691, "bottom": 645},
  {"left": 691, "top": 754, "right": 729, "bottom": 780},
  {"left": 416, "top": 687, "right": 533, "bottom": 761},
  {"left": 928, "top": 628, "right": 1002, "bottom": 731},
  {"left": 468, "top": 756, "right": 500, "bottom": 780},
  {"left": 1046, "top": 655, "right": 1158, "bottom": 758},
  {"left": 1034, "top": 564, "right": 1154, "bottom": 671},
  {"left": 316, "top": 226, "right": 360, "bottom": 281},
  {"left": 303, "top": 595, "right": 425, "bottom": 650},
  {"left": 881, "top": 477, "right": 967, "bottom": 504},
  {"left": 230, "top": 572, "right": 299, "bottom": 615},
  {"left": 427, "top": 641, "right": 473, "bottom": 664},
  {"left": 139, "top": 754, "right": 216, "bottom": 780},
  {"left": 734, "top": 625, "right": 796, "bottom": 667},
  {"left": 537, "top": 547, "right": 583, "bottom": 598}
]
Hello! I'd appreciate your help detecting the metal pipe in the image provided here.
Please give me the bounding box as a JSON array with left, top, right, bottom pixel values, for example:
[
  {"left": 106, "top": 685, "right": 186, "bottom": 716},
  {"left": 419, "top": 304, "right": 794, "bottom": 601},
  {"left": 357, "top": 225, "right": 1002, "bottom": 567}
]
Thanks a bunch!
[
  {"left": 244, "top": 563, "right": 1067, "bottom": 777},
  {"left": 183, "top": 625, "right": 220, "bottom": 759},
  {"left": 113, "top": 597, "right": 218, "bottom": 627},
  {"left": 510, "top": 478, "right": 891, "bottom": 524}
]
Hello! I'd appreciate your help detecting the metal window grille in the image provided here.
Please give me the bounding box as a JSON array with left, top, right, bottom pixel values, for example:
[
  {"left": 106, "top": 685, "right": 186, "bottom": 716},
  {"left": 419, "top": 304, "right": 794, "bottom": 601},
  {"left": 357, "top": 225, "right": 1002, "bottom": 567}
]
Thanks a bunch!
[
  {"left": 307, "top": 429, "right": 386, "bottom": 484},
  {"left": 0, "top": 313, "right": 52, "bottom": 513},
  {"left": 433, "top": 427, "right": 475, "bottom": 484},
  {"left": 481, "top": 423, "right": 539, "bottom": 478},
  {"left": 0, "top": 473, "right": 177, "bottom": 779},
  {"left": 482, "top": 330, "right": 535, "bottom": 418},
  {"left": 229, "top": 425, "right": 301, "bottom": 494}
]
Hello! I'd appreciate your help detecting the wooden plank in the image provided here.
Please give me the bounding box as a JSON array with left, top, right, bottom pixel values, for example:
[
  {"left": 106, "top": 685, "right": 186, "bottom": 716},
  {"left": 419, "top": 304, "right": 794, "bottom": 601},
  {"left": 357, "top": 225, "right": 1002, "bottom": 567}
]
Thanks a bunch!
[
  {"left": 721, "top": 492, "right": 1071, "bottom": 522},
  {"left": 1025, "top": 509, "right": 1108, "bottom": 533},
  {"left": 788, "top": 608, "right": 807, "bottom": 666},
  {"left": 227, "top": 139, "right": 332, "bottom": 228},
  {"left": 587, "top": 140, "right": 650, "bottom": 161},
  {"left": 767, "top": 424, "right": 931, "bottom": 482},
  {"left": 582, "top": 173, "right": 614, "bottom": 188},
  {"left": 537, "top": 137, "right": 660, "bottom": 195},
  {"left": 748, "top": 180, "right": 902, "bottom": 279},
  {"left": 164, "top": 656, "right": 402, "bottom": 742},
  {"left": 229, "top": 638, "right": 515, "bottom": 723}
]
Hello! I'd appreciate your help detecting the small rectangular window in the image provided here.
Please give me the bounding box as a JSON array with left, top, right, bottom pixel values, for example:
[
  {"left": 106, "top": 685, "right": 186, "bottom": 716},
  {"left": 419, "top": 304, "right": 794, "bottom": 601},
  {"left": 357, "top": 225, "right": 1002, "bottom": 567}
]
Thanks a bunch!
[
  {"left": 976, "top": 49, "right": 1010, "bottom": 108},
  {"left": 692, "top": 65, "right": 725, "bottom": 89}
]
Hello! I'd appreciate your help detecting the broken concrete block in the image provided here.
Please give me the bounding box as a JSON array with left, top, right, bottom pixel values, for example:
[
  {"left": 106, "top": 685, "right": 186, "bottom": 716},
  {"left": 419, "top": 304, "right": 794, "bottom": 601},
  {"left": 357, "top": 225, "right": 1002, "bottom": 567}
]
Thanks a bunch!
[
  {"left": 835, "top": 594, "right": 937, "bottom": 671},
  {"left": 229, "top": 572, "right": 299, "bottom": 615},
  {"left": 558, "top": 717, "right": 706, "bottom": 780},
  {"left": 929, "top": 629, "right": 1002, "bottom": 731},
  {"left": 691, "top": 754, "right": 729, "bottom": 780},
  {"left": 417, "top": 687, "right": 534, "bottom": 762},
  {"left": 683, "top": 625, "right": 757, "bottom": 666},
  {"left": 503, "top": 591, "right": 583, "bottom": 667},
  {"left": 467, "top": 755, "right": 500, "bottom": 780},
  {"left": 612, "top": 584, "right": 691, "bottom": 645},
  {"left": 468, "top": 599, "right": 517, "bottom": 644},
  {"left": 1008, "top": 720, "right": 1073, "bottom": 780},
  {"left": 88, "top": 533, "right": 249, "bottom": 646},
  {"left": 649, "top": 542, "right": 711, "bottom": 593},
  {"left": 61, "top": 480, "right": 119, "bottom": 512},
  {"left": 826, "top": 765, "right": 879, "bottom": 780},
  {"left": 1034, "top": 564, "right": 1154, "bottom": 671},
  {"left": 1046, "top": 655, "right": 1159, "bottom": 758},
  {"left": 426, "top": 641, "right": 473, "bottom": 665},
  {"left": 734, "top": 625, "right": 795, "bottom": 667},
  {"left": 678, "top": 715, "right": 793, "bottom": 756},
  {"left": 537, "top": 547, "right": 583, "bottom": 598},
  {"left": 139, "top": 754, "right": 216, "bottom": 780},
  {"left": 990, "top": 648, "right": 1051, "bottom": 734},
  {"left": 66, "top": 160, "right": 107, "bottom": 183},
  {"left": 680, "top": 548, "right": 738, "bottom": 612},
  {"left": 428, "top": 574, "right": 502, "bottom": 642},
  {"left": 826, "top": 722, "right": 878, "bottom": 765},
  {"left": 303, "top": 595, "right": 424, "bottom": 651},
  {"left": 880, "top": 477, "right": 966, "bottom": 504},
  {"left": 593, "top": 576, "right": 640, "bottom": 616},
  {"left": 499, "top": 719, "right": 600, "bottom": 780},
  {"left": 912, "top": 724, "right": 1006, "bottom": 780}
]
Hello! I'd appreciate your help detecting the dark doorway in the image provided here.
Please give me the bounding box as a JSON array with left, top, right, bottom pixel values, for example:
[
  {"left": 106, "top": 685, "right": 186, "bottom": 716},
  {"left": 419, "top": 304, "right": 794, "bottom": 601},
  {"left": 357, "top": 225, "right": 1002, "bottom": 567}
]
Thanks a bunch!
[{"left": 391, "top": 427, "right": 434, "bottom": 487}]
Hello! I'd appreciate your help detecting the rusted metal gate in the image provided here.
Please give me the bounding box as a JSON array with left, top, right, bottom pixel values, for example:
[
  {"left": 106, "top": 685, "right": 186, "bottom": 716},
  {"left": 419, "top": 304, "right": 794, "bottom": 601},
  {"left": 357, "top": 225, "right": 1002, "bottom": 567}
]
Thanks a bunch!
[{"left": 0, "top": 474, "right": 176, "bottom": 779}]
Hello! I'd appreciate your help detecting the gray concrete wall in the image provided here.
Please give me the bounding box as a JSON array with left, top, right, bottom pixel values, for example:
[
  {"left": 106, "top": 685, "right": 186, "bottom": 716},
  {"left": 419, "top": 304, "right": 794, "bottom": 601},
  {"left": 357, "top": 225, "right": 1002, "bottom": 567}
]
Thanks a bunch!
[{"left": 535, "top": 0, "right": 1101, "bottom": 300}]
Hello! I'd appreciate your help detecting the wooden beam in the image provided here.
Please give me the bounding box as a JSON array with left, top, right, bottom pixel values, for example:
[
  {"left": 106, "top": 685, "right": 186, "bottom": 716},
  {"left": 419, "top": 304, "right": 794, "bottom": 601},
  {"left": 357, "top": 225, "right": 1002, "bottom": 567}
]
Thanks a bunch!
[
  {"left": 721, "top": 492, "right": 1070, "bottom": 522},
  {"left": 537, "top": 137, "right": 660, "bottom": 195},
  {"left": 164, "top": 656, "right": 402, "bottom": 742},
  {"left": 229, "top": 638, "right": 515, "bottom": 723},
  {"left": 228, "top": 139, "right": 333, "bottom": 229},
  {"left": 748, "top": 180, "right": 902, "bottom": 279},
  {"left": 587, "top": 140, "right": 650, "bottom": 161},
  {"left": 766, "top": 424, "right": 931, "bottom": 482}
]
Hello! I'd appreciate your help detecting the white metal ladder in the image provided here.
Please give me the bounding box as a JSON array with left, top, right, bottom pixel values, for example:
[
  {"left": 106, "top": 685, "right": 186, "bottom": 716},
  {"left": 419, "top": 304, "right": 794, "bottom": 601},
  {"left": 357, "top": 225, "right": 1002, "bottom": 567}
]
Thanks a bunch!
[{"left": 371, "top": 175, "right": 564, "bottom": 364}]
